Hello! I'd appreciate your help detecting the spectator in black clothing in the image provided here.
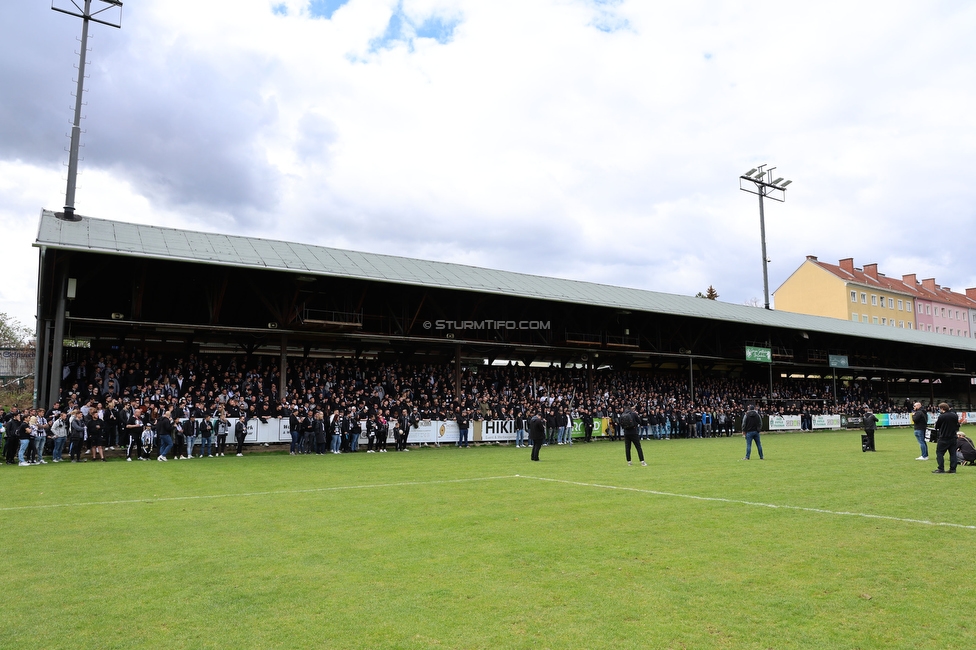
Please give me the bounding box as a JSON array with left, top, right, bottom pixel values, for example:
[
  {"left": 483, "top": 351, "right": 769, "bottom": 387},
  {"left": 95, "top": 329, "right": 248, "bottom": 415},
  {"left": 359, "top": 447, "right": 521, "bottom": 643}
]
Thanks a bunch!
[
  {"left": 862, "top": 407, "right": 878, "bottom": 452},
  {"left": 955, "top": 431, "right": 976, "bottom": 466},
  {"left": 235, "top": 414, "right": 248, "bottom": 456},
  {"left": 741, "top": 405, "right": 763, "bottom": 461},
  {"left": 619, "top": 407, "right": 646, "bottom": 466},
  {"left": 932, "top": 403, "right": 959, "bottom": 474},
  {"left": 528, "top": 409, "right": 546, "bottom": 462},
  {"left": 911, "top": 402, "right": 929, "bottom": 461}
]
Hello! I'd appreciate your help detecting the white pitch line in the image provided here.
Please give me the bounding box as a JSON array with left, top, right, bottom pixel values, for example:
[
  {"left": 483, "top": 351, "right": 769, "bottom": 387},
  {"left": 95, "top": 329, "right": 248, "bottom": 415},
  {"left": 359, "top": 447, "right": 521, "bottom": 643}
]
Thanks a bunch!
[
  {"left": 0, "top": 475, "right": 519, "bottom": 513},
  {"left": 515, "top": 475, "right": 976, "bottom": 530}
]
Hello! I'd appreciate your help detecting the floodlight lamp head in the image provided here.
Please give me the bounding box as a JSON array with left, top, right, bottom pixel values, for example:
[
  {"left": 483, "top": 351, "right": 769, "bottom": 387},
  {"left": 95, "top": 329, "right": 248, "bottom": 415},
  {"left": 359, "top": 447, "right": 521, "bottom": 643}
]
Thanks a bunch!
[
  {"left": 772, "top": 177, "right": 784, "bottom": 185},
  {"left": 743, "top": 168, "right": 758, "bottom": 177},
  {"left": 780, "top": 179, "right": 792, "bottom": 187}
]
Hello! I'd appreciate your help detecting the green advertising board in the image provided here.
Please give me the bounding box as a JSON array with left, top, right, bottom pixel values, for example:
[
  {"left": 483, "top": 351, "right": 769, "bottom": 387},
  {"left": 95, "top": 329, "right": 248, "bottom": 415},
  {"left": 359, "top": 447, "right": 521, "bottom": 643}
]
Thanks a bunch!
[
  {"left": 571, "top": 418, "right": 606, "bottom": 437},
  {"left": 745, "top": 346, "right": 771, "bottom": 363},
  {"left": 828, "top": 354, "right": 849, "bottom": 368}
]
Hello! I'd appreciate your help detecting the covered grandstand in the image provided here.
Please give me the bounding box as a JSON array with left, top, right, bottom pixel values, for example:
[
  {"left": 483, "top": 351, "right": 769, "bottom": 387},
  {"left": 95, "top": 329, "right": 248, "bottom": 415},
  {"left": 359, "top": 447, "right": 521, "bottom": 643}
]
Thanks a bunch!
[{"left": 31, "top": 210, "right": 976, "bottom": 410}]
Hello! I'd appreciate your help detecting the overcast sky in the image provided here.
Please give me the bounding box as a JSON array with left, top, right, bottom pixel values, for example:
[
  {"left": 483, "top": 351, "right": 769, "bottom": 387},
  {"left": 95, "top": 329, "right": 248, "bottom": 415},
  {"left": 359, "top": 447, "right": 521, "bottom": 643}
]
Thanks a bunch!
[{"left": 2, "top": 0, "right": 975, "bottom": 333}]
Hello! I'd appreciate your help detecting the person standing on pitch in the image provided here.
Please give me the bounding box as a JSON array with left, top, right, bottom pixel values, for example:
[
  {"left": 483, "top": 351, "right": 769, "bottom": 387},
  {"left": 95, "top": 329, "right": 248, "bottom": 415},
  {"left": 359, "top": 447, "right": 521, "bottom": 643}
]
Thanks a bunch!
[
  {"left": 741, "top": 404, "right": 763, "bottom": 460},
  {"left": 932, "top": 402, "right": 959, "bottom": 474},
  {"left": 862, "top": 407, "right": 878, "bottom": 452},
  {"left": 528, "top": 409, "right": 546, "bottom": 462},
  {"left": 235, "top": 413, "right": 248, "bottom": 457},
  {"left": 911, "top": 402, "right": 929, "bottom": 460},
  {"left": 619, "top": 407, "right": 646, "bottom": 466}
]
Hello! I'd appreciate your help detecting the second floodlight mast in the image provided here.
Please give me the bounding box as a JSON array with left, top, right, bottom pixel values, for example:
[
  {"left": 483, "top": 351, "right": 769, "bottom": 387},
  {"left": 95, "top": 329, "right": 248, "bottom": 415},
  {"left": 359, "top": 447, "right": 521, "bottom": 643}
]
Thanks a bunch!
[
  {"left": 51, "top": 0, "right": 123, "bottom": 222},
  {"left": 739, "top": 165, "right": 792, "bottom": 310}
]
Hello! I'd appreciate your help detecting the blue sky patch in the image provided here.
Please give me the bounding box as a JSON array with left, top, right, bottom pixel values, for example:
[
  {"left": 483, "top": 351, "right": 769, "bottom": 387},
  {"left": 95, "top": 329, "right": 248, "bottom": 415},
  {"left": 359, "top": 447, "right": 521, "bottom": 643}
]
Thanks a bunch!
[
  {"left": 415, "top": 15, "right": 460, "bottom": 44},
  {"left": 369, "top": 2, "right": 461, "bottom": 52},
  {"left": 308, "top": 0, "right": 350, "bottom": 20},
  {"left": 272, "top": 3, "right": 288, "bottom": 16},
  {"left": 586, "top": 0, "right": 629, "bottom": 33}
]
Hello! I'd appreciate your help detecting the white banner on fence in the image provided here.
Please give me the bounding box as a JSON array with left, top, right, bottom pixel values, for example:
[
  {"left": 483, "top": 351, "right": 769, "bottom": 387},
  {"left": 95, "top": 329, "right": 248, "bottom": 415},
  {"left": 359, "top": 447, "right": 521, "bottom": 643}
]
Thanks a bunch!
[
  {"left": 0, "top": 349, "right": 35, "bottom": 376},
  {"left": 812, "top": 415, "right": 842, "bottom": 430},
  {"left": 886, "top": 413, "right": 912, "bottom": 427},
  {"left": 769, "top": 415, "right": 801, "bottom": 431},
  {"left": 407, "top": 420, "right": 445, "bottom": 444},
  {"left": 478, "top": 419, "right": 516, "bottom": 442}
]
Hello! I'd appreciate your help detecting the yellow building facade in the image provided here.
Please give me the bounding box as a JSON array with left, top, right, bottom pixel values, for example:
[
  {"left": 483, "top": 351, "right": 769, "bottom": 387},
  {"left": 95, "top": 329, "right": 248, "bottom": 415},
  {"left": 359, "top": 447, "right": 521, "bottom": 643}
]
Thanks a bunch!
[{"left": 774, "top": 257, "right": 917, "bottom": 330}]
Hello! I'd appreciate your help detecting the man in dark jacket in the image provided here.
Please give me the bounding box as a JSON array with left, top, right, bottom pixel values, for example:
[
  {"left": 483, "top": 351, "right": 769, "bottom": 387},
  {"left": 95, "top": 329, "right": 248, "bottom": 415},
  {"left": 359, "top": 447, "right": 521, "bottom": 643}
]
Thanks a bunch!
[
  {"left": 156, "top": 408, "right": 175, "bottom": 461},
  {"left": 620, "top": 407, "right": 646, "bottom": 466},
  {"left": 932, "top": 402, "right": 959, "bottom": 474},
  {"left": 862, "top": 408, "right": 878, "bottom": 452},
  {"left": 528, "top": 409, "right": 546, "bottom": 462},
  {"left": 741, "top": 405, "right": 763, "bottom": 460},
  {"left": 911, "top": 402, "right": 929, "bottom": 460},
  {"left": 235, "top": 414, "right": 248, "bottom": 457}
]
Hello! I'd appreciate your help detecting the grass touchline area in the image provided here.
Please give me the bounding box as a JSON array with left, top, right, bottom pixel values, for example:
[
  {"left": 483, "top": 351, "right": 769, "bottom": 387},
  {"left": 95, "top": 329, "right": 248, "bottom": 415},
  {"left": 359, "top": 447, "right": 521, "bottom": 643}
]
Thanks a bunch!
[
  {"left": 517, "top": 474, "right": 976, "bottom": 530},
  {"left": 4, "top": 429, "right": 976, "bottom": 649}
]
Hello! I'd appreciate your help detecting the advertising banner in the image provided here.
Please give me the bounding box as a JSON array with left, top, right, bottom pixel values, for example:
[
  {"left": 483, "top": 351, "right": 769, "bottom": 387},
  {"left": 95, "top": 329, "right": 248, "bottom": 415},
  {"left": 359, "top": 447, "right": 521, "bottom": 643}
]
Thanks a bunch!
[
  {"left": 570, "top": 418, "right": 605, "bottom": 438},
  {"left": 812, "top": 415, "right": 842, "bottom": 429},
  {"left": 745, "top": 346, "right": 772, "bottom": 363},
  {"left": 769, "top": 415, "right": 802, "bottom": 431},
  {"left": 247, "top": 418, "right": 273, "bottom": 444},
  {"left": 0, "top": 349, "right": 35, "bottom": 376},
  {"left": 407, "top": 420, "right": 455, "bottom": 445},
  {"left": 828, "top": 355, "right": 849, "bottom": 368},
  {"left": 476, "top": 419, "right": 517, "bottom": 442},
  {"left": 885, "top": 413, "right": 912, "bottom": 427}
]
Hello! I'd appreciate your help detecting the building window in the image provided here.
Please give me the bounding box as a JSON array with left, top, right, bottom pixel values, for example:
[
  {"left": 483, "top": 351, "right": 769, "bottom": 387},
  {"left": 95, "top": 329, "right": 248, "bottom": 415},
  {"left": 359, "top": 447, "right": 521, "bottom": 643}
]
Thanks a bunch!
[
  {"left": 927, "top": 324, "right": 932, "bottom": 331},
  {"left": 873, "top": 316, "right": 879, "bottom": 324},
  {"left": 862, "top": 315, "right": 869, "bottom": 323},
  {"left": 899, "top": 320, "right": 904, "bottom": 328},
  {"left": 941, "top": 307, "right": 945, "bottom": 317},
  {"left": 871, "top": 295, "right": 877, "bottom": 306},
  {"left": 851, "top": 313, "right": 859, "bottom": 322},
  {"left": 926, "top": 305, "right": 931, "bottom": 315},
  {"left": 851, "top": 290, "right": 857, "bottom": 303},
  {"left": 888, "top": 298, "right": 894, "bottom": 308},
  {"left": 861, "top": 293, "right": 867, "bottom": 304},
  {"left": 908, "top": 322, "right": 912, "bottom": 329},
  {"left": 881, "top": 318, "right": 887, "bottom": 325},
  {"left": 957, "top": 310, "right": 961, "bottom": 319},
  {"left": 898, "top": 299, "right": 903, "bottom": 310}
]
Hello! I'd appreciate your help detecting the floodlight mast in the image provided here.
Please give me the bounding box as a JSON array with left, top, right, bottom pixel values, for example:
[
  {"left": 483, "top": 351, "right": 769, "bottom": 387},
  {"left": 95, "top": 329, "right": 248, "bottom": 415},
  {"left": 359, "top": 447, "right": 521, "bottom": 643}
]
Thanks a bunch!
[
  {"left": 739, "top": 164, "right": 791, "bottom": 310},
  {"left": 52, "top": 0, "right": 123, "bottom": 222}
]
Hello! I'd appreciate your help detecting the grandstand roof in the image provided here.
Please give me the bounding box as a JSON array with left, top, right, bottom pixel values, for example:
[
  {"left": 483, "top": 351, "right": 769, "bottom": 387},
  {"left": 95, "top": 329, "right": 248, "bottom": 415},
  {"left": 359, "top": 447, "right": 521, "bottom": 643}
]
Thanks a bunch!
[{"left": 35, "top": 210, "right": 976, "bottom": 352}]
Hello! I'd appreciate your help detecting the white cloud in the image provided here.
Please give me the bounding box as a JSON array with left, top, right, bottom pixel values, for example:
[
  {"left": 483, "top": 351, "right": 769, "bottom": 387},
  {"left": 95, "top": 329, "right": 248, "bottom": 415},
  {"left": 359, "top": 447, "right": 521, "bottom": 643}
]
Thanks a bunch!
[{"left": 2, "top": 0, "right": 976, "bottom": 331}]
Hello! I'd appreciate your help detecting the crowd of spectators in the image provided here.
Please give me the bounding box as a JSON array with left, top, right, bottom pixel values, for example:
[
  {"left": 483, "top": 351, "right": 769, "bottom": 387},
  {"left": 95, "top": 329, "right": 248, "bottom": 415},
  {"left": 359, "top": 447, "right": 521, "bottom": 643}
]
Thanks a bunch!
[{"left": 0, "top": 348, "right": 958, "bottom": 464}]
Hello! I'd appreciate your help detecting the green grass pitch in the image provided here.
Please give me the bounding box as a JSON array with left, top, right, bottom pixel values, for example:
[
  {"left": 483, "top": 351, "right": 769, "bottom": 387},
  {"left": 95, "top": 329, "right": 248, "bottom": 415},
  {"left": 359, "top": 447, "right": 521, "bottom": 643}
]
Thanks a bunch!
[{"left": 3, "top": 428, "right": 975, "bottom": 649}]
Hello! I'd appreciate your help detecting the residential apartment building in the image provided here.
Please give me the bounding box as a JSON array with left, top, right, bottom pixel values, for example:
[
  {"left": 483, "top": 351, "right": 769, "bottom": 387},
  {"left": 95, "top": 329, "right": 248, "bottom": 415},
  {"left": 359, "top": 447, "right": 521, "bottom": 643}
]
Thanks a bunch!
[{"left": 774, "top": 257, "right": 976, "bottom": 337}]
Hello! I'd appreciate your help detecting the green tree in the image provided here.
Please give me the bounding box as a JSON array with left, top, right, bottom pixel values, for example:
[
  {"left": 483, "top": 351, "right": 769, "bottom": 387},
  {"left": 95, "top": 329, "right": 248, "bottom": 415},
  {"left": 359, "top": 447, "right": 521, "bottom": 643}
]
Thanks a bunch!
[{"left": 0, "top": 312, "right": 32, "bottom": 348}]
